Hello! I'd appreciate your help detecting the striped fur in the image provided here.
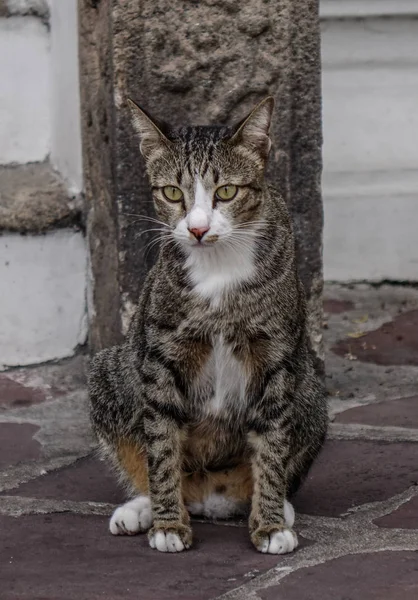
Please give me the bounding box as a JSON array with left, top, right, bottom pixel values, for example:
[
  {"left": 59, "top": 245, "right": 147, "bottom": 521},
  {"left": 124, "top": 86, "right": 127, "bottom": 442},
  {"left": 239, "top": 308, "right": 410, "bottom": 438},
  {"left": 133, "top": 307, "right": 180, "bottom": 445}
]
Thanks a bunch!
[{"left": 89, "top": 98, "right": 328, "bottom": 554}]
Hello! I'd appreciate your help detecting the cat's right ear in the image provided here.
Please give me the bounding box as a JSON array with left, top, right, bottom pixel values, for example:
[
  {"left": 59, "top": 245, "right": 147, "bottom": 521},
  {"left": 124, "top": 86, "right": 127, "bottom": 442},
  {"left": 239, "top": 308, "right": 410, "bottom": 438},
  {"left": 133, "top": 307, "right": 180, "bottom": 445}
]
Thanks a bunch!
[
  {"left": 127, "top": 99, "right": 171, "bottom": 159},
  {"left": 229, "top": 97, "right": 274, "bottom": 159}
]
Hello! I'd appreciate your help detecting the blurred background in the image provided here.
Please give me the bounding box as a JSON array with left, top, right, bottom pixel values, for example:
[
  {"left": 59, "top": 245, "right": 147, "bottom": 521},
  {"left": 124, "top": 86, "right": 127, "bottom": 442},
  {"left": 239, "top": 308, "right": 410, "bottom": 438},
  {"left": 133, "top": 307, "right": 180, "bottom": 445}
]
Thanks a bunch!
[{"left": 1, "top": 0, "right": 417, "bottom": 368}]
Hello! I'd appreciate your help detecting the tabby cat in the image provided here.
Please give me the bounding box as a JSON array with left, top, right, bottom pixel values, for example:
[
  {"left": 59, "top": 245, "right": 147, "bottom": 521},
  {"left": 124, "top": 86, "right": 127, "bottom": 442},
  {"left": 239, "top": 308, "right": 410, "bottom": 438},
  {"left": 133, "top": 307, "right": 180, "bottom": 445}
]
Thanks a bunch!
[{"left": 89, "top": 97, "right": 328, "bottom": 554}]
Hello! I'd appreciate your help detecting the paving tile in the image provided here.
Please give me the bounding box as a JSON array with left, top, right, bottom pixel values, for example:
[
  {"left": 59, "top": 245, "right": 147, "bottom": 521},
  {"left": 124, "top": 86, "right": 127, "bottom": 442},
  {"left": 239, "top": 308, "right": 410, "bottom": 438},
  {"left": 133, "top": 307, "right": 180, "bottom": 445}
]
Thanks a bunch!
[
  {"left": 332, "top": 309, "right": 418, "bottom": 366},
  {"left": 259, "top": 551, "right": 418, "bottom": 600},
  {"left": 0, "top": 423, "right": 40, "bottom": 468},
  {"left": 2, "top": 455, "right": 124, "bottom": 504},
  {"left": 0, "top": 354, "right": 87, "bottom": 412},
  {"left": 1, "top": 514, "right": 289, "bottom": 600},
  {"left": 324, "top": 299, "right": 354, "bottom": 314},
  {"left": 6, "top": 440, "right": 418, "bottom": 520},
  {"left": 374, "top": 495, "right": 418, "bottom": 530},
  {"left": 0, "top": 374, "right": 47, "bottom": 408},
  {"left": 293, "top": 440, "right": 418, "bottom": 517},
  {"left": 335, "top": 395, "right": 418, "bottom": 428}
]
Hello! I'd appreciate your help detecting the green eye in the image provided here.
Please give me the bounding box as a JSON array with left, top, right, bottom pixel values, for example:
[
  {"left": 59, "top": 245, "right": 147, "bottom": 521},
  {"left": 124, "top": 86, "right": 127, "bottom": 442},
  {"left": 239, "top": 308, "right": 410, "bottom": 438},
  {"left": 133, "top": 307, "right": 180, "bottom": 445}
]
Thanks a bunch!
[
  {"left": 215, "top": 184, "right": 238, "bottom": 201},
  {"left": 162, "top": 186, "right": 183, "bottom": 202}
]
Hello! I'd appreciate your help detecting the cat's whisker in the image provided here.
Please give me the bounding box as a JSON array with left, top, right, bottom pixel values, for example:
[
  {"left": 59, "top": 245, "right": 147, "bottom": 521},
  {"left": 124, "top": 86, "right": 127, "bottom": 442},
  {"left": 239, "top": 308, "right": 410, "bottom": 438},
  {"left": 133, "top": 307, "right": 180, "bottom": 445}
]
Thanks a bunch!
[
  {"left": 233, "top": 219, "right": 272, "bottom": 229},
  {"left": 134, "top": 227, "right": 171, "bottom": 239},
  {"left": 143, "top": 234, "right": 176, "bottom": 259},
  {"left": 121, "top": 214, "right": 173, "bottom": 229}
]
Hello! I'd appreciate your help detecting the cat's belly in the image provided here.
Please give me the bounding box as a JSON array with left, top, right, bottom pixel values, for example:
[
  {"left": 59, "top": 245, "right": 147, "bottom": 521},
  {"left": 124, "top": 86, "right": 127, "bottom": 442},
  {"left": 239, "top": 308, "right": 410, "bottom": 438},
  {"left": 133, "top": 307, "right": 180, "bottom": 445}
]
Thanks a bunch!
[
  {"left": 191, "top": 334, "right": 249, "bottom": 417},
  {"left": 184, "top": 336, "right": 250, "bottom": 471},
  {"left": 183, "top": 418, "right": 249, "bottom": 472}
]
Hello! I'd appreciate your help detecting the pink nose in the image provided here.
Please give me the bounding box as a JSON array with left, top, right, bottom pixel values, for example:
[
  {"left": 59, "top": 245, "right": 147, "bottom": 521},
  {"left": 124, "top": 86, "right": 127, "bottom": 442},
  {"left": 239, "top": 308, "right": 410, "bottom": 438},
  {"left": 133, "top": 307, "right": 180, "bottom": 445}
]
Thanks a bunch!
[{"left": 189, "top": 226, "right": 209, "bottom": 241}]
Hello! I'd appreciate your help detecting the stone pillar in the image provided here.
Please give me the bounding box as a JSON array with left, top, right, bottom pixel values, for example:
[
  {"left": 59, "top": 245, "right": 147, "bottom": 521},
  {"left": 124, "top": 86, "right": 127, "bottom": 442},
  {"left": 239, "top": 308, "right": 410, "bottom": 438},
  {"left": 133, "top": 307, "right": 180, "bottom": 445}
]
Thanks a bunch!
[{"left": 79, "top": 0, "right": 324, "bottom": 357}]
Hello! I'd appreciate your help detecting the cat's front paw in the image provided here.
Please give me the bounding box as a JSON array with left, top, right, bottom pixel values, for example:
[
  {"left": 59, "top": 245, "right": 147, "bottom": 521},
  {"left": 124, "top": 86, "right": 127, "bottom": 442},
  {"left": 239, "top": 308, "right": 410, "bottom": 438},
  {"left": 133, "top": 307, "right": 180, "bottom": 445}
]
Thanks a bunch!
[
  {"left": 251, "top": 525, "right": 298, "bottom": 555},
  {"left": 148, "top": 521, "right": 192, "bottom": 553}
]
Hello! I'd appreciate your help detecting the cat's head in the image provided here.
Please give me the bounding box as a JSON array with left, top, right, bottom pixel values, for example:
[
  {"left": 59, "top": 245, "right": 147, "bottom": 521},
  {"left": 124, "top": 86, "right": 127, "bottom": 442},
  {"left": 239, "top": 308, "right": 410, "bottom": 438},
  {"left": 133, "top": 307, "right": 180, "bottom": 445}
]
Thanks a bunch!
[{"left": 128, "top": 97, "right": 274, "bottom": 253}]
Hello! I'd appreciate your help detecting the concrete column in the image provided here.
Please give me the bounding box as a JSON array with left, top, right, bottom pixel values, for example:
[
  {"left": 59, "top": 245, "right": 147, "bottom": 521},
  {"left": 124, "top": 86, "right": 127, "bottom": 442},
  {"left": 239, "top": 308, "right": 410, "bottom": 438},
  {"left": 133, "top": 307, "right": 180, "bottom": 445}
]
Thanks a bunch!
[{"left": 79, "top": 0, "right": 324, "bottom": 357}]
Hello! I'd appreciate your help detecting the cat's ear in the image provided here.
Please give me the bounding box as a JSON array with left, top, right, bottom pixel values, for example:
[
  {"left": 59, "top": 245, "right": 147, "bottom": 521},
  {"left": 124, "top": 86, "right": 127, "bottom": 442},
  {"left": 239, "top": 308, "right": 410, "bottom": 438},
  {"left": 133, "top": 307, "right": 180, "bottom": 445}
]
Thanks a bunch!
[
  {"left": 127, "top": 99, "right": 171, "bottom": 159},
  {"left": 229, "top": 97, "right": 274, "bottom": 158}
]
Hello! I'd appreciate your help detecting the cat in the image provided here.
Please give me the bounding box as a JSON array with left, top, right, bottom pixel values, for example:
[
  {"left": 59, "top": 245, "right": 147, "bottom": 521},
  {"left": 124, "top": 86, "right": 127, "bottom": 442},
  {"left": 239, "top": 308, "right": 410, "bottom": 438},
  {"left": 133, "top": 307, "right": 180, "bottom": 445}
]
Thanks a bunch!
[{"left": 89, "top": 96, "right": 328, "bottom": 554}]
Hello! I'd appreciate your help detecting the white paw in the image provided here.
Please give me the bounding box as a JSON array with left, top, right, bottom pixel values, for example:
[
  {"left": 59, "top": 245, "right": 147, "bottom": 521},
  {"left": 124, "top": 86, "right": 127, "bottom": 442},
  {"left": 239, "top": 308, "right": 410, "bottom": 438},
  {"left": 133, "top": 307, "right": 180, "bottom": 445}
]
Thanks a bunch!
[
  {"left": 149, "top": 531, "right": 186, "bottom": 553},
  {"left": 186, "top": 501, "right": 204, "bottom": 516},
  {"left": 109, "top": 495, "right": 152, "bottom": 535},
  {"left": 260, "top": 528, "right": 298, "bottom": 555},
  {"left": 284, "top": 499, "right": 295, "bottom": 528},
  {"left": 186, "top": 494, "right": 248, "bottom": 519}
]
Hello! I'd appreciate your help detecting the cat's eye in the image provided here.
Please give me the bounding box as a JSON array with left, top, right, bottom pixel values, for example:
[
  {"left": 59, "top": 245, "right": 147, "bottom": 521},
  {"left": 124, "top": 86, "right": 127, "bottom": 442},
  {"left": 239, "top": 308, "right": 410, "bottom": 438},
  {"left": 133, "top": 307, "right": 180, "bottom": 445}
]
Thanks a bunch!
[
  {"left": 215, "top": 185, "right": 238, "bottom": 201},
  {"left": 162, "top": 186, "right": 184, "bottom": 202}
]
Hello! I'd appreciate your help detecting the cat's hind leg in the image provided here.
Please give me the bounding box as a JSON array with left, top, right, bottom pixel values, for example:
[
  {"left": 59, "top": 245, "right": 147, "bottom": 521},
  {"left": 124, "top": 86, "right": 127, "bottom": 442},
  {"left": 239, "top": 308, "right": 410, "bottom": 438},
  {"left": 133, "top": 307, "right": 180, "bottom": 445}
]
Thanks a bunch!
[
  {"left": 89, "top": 347, "right": 153, "bottom": 536},
  {"left": 105, "top": 440, "right": 151, "bottom": 535},
  {"left": 110, "top": 495, "right": 152, "bottom": 535}
]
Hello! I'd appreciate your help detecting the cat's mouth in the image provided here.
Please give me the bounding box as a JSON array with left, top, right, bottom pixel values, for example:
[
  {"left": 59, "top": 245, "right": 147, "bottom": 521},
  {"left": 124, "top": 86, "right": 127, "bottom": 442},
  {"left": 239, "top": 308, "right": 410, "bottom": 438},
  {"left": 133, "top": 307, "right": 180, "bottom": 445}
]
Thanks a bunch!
[
  {"left": 188, "top": 234, "right": 219, "bottom": 248},
  {"left": 200, "top": 234, "right": 219, "bottom": 245}
]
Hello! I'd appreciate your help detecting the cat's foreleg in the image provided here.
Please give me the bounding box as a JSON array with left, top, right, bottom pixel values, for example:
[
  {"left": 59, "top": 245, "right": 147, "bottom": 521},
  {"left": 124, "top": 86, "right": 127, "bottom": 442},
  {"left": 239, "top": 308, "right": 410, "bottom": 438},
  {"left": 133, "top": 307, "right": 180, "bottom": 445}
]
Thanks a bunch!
[
  {"left": 247, "top": 385, "right": 298, "bottom": 555},
  {"left": 142, "top": 365, "right": 192, "bottom": 553}
]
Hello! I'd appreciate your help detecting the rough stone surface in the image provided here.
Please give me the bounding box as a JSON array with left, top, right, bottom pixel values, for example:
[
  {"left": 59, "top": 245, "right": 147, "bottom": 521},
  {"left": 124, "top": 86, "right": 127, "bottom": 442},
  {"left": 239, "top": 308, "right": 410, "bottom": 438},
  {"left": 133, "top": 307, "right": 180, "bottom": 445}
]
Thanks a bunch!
[
  {"left": 0, "top": 354, "right": 87, "bottom": 411},
  {"left": 335, "top": 395, "right": 418, "bottom": 429},
  {"left": 324, "top": 284, "right": 418, "bottom": 402},
  {"left": 294, "top": 440, "right": 418, "bottom": 517},
  {"left": 259, "top": 552, "right": 418, "bottom": 600},
  {"left": 3, "top": 455, "right": 123, "bottom": 504},
  {"left": 1, "top": 514, "right": 281, "bottom": 600},
  {"left": 0, "top": 163, "right": 82, "bottom": 233},
  {"left": 0, "top": 423, "right": 40, "bottom": 467},
  {"left": 324, "top": 299, "right": 354, "bottom": 314},
  {"left": 79, "top": 0, "right": 324, "bottom": 354},
  {"left": 332, "top": 309, "right": 418, "bottom": 366},
  {"left": 375, "top": 495, "right": 418, "bottom": 530},
  {"left": 0, "top": 355, "right": 91, "bottom": 492},
  {"left": 0, "top": 374, "right": 47, "bottom": 408}
]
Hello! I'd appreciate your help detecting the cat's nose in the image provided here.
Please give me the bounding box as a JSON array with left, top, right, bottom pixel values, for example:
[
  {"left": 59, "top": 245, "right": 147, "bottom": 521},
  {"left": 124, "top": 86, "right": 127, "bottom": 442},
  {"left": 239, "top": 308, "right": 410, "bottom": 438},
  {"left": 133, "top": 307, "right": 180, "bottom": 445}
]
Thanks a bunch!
[{"left": 189, "top": 226, "right": 210, "bottom": 241}]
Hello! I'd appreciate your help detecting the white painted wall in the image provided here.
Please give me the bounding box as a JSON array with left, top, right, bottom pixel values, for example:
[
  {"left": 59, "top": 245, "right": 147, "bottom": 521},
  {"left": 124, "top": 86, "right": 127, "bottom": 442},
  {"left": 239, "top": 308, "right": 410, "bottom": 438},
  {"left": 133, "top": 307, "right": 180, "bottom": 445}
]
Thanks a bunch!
[
  {"left": 0, "top": 16, "right": 50, "bottom": 164},
  {"left": 0, "top": 231, "right": 87, "bottom": 369},
  {"left": 6, "top": 1, "right": 49, "bottom": 15},
  {"left": 321, "top": 0, "right": 418, "bottom": 18},
  {"left": 0, "top": 2, "right": 86, "bottom": 367},
  {"left": 321, "top": 16, "right": 418, "bottom": 281},
  {"left": 50, "top": 0, "right": 83, "bottom": 194},
  {"left": 0, "top": 1, "right": 82, "bottom": 193}
]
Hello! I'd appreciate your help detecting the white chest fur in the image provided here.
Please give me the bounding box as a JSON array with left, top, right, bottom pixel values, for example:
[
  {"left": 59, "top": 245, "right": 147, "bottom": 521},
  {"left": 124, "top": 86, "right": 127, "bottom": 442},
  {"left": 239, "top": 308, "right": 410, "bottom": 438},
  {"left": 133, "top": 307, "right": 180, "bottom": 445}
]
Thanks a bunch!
[
  {"left": 192, "top": 335, "right": 249, "bottom": 416},
  {"left": 185, "top": 243, "right": 256, "bottom": 306}
]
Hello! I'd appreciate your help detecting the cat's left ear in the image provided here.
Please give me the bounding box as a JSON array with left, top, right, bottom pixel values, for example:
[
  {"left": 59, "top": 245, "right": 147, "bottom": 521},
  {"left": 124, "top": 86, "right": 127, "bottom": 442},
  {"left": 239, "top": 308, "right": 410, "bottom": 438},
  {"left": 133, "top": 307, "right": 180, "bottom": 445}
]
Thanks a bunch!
[
  {"left": 127, "top": 99, "right": 171, "bottom": 159},
  {"left": 229, "top": 97, "right": 274, "bottom": 158}
]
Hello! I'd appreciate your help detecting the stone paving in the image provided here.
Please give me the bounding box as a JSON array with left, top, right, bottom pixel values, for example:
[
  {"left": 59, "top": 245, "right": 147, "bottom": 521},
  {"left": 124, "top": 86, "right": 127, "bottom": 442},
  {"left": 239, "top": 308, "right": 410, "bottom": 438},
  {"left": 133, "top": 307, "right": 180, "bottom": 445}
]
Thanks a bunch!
[{"left": 1, "top": 284, "right": 418, "bottom": 600}]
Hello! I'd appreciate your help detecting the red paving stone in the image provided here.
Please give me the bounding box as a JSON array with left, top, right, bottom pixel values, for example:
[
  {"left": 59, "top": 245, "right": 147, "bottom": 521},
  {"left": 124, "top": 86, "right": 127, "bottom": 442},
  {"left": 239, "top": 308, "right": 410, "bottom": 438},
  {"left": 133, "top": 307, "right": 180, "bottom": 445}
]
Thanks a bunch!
[
  {"left": 0, "top": 375, "right": 47, "bottom": 408},
  {"left": 324, "top": 299, "right": 355, "bottom": 314},
  {"left": 0, "top": 423, "right": 41, "bottom": 468},
  {"left": 293, "top": 440, "right": 418, "bottom": 517},
  {"left": 5, "top": 440, "right": 418, "bottom": 519},
  {"left": 335, "top": 396, "right": 418, "bottom": 428},
  {"left": 1, "top": 513, "right": 290, "bottom": 600},
  {"left": 1, "top": 455, "right": 124, "bottom": 504},
  {"left": 374, "top": 495, "right": 418, "bottom": 530},
  {"left": 259, "top": 551, "right": 418, "bottom": 600},
  {"left": 332, "top": 310, "right": 418, "bottom": 366}
]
